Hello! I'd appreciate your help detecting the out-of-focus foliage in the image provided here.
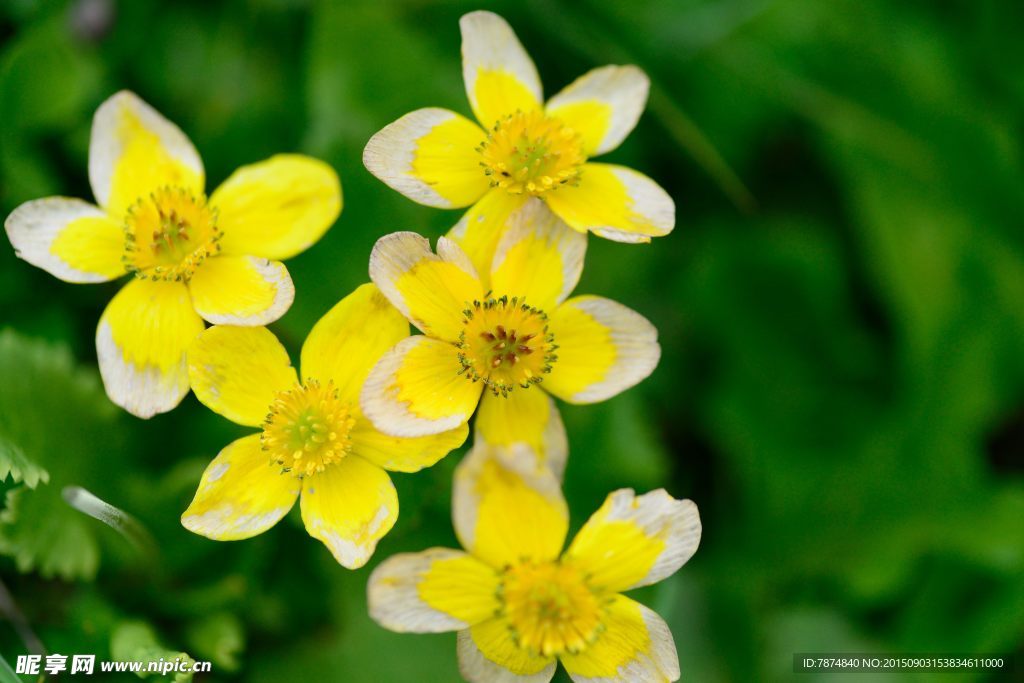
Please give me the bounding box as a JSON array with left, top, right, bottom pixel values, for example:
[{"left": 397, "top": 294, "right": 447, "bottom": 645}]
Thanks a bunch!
[
  {"left": 110, "top": 622, "right": 195, "bottom": 683},
  {"left": 1, "top": 0, "right": 1022, "bottom": 681}
]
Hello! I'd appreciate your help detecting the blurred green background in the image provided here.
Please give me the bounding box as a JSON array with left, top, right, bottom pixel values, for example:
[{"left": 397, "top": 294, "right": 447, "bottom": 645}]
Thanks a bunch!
[{"left": 2, "top": 0, "right": 1024, "bottom": 681}]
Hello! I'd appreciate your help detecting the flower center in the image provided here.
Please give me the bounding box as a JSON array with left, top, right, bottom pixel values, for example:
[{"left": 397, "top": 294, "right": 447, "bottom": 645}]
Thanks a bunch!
[
  {"left": 123, "top": 186, "right": 221, "bottom": 282},
  {"left": 479, "top": 110, "right": 585, "bottom": 196},
  {"left": 500, "top": 560, "right": 605, "bottom": 658},
  {"left": 457, "top": 296, "right": 557, "bottom": 396},
  {"left": 261, "top": 380, "right": 356, "bottom": 479}
]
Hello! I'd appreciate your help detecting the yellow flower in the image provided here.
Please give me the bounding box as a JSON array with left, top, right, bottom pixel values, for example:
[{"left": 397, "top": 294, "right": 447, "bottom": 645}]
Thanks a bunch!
[
  {"left": 363, "top": 10, "right": 674, "bottom": 276},
  {"left": 180, "top": 284, "right": 467, "bottom": 568},
  {"left": 368, "top": 444, "right": 701, "bottom": 682},
  {"left": 4, "top": 91, "right": 341, "bottom": 418},
  {"left": 361, "top": 201, "right": 661, "bottom": 475}
]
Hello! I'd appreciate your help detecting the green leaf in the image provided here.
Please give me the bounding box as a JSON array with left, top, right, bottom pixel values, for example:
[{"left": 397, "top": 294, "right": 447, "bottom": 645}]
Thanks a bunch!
[
  {"left": 0, "top": 486, "right": 99, "bottom": 580},
  {"left": 0, "top": 329, "right": 129, "bottom": 580},
  {"left": 110, "top": 621, "right": 195, "bottom": 683},
  {"left": 0, "top": 438, "right": 48, "bottom": 488}
]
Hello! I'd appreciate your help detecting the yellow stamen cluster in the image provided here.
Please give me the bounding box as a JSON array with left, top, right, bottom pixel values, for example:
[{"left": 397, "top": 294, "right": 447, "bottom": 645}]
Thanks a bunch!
[
  {"left": 499, "top": 560, "right": 605, "bottom": 658},
  {"left": 261, "top": 380, "right": 356, "bottom": 478},
  {"left": 478, "top": 110, "right": 585, "bottom": 196},
  {"left": 457, "top": 295, "right": 557, "bottom": 396},
  {"left": 123, "top": 186, "right": 221, "bottom": 282}
]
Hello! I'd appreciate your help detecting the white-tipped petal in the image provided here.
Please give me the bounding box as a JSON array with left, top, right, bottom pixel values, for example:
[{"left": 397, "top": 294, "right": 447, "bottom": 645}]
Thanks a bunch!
[
  {"left": 546, "top": 65, "right": 650, "bottom": 156},
  {"left": 96, "top": 278, "right": 204, "bottom": 418},
  {"left": 360, "top": 335, "right": 482, "bottom": 438},
  {"left": 368, "top": 548, "right": 500, "bottom": 633},
  {"left": 89, "top": 90, "right": 203, "bottom": 216},
  {"left": 565, "top": 489, "right": 701, "bottom": 593},
  {"left": 545, "top": 296, "right": 660, "bottom": 404},
  {"left": 5, "top": 197, "right": 125, "bottom": 283},
  {"left": 458, "top": 625, "right": 557, "bottom": 683},
  {"left": 460, "top": 11, "right": 543, "bottom": 129},
  {"left": 363, "top": 108, "right": 488, "bottom": 209},
  {"left": 189, "top": 256, "right": 294, "bottom": 326}
]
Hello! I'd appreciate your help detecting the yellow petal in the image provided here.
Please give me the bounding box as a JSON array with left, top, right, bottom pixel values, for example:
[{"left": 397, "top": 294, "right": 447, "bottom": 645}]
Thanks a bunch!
[
  {"left": 369, "top": 232, "right": 484, "bottom": 341},
  {"left": 453, "top": 442, "right": 567, "bottom": 568},
  {"left": 545, "top": 296, "right": 660, "bottom": 404},
  {"left": 489, "top": 199, "right": 586, "bottom": 311},
  {"left": 475, "top": 391, "right": 567, "bottom": 480},
  {"left": 447, "top": 189, "right": 527, "bottom": 287},
  {"left": 546, "top": 65, "right": 650, "bottom": 156},
  {"left": 364, "top": 108, "right": 489, "bottom": 209},
  {"left": 544, "top": 163, "right": 674, "bottom": 242},
  {"left": 350, "top": 419, "right": 468, "bottom": 473},
  {"left": 360, "top": 335, "right": 483, "bottom": 438},
  {"left": 460, "top": 11, "right": 543, "bottom": 129},
  {"left": 188, "top": 255, "right": 294, "bottom": 326},
  {"left": 5, "top": 197, "right": 125, "bottom": 283},
  {"left": 560, "top": 595, "right": 679, "bottom": 682},
  {"left": 565, "top": 489, "right": 700, "bottom": 594},
  {"left": 89, "top": 90, "right": 204, "bottom": 217},
  {"left": 369, "top": 548, "right": 500, "bottom": 632},
  {"left": 212, "top": 154, "right": 341, "bottom": 260},
  {"left": 187, "top": 325, "right": 298, "bottom": 427},
  {"left": 181, "top": 434, "right": 300, "bottom": 540},
  {"left": 96, "top": 278, "right": 204, "bottom": 418},
  {"left": 300, "top": 283, "right": 408, "bottom": 403},
  {"left": 458, "top": 619, "right": 556, "bottom": 682},
  {"left": 299, "top": 455, "right": 398, "bottom": 569}
]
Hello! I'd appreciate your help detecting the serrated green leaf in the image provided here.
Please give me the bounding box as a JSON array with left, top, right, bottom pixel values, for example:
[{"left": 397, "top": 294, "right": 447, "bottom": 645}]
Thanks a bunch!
[
  {"left": 0, "top": 487, "right": 99, "bottom": 580},
  {"left": 0, "top": 329, "right": 129, "bottom": 580},
  {"left": 0, "top": 437, "right": 48, "bottom": 488}
]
